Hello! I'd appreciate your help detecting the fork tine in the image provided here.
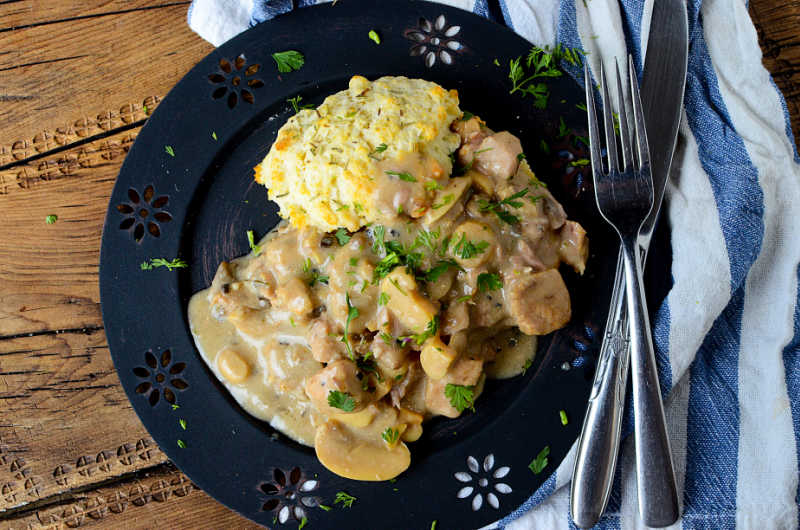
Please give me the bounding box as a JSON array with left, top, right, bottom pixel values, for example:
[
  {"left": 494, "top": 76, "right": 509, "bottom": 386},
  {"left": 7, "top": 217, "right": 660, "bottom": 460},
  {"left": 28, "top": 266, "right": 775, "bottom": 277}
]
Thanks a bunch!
[
  {"left": 584, "top": 61, "right": 603, "bottom": 175},
  {"left": 628, "top": 54, "right": 650, "bottom": 170},
  {"left": 599, "top": 62, "right": 619, "bottom": 173},
  {"left": 614, "top": 59, "right": 632, "bottom": 171}
]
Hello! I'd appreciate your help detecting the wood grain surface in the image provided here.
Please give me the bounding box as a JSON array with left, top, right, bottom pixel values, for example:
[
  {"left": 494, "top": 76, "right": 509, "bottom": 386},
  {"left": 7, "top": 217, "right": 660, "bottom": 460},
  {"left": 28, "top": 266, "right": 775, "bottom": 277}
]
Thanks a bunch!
[{"left": 0, "top": 1, "right": 797, "bottom": 528}]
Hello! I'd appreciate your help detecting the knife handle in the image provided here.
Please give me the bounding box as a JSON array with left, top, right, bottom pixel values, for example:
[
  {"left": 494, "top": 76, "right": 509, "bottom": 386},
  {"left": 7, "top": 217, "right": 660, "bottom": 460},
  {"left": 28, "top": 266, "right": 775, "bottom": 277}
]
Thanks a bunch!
[{"left": 570, "top": 247, "right": 630, "bottom": 528}]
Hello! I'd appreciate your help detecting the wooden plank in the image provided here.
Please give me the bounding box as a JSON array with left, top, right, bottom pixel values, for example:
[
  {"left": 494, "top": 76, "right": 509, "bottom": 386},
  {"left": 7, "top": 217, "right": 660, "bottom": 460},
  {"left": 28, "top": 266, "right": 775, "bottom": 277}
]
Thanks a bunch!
[
  {"left": 0, "top": 1, "right": 190, "bottom": 29},
  {"left": 0, "top": 465, "right": 257, "bottom": 529},
  {"left": 749, "top": 0, "right": 800, "bottom": 141},
  {"left": 0, "top": 128, "right": 143, "bottom": 336},
  {"left": 0, "top": 3, "right": 212, "bottom": 161},
  {"left": 0, "top": 329, "right": 170, "bottom": 513}
]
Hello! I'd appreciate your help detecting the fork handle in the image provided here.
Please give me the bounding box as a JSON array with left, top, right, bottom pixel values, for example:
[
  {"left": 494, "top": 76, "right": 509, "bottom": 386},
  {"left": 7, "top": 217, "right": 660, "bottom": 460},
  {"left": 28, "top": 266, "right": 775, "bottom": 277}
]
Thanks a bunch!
[
  {"left": 620, "top": 233, "right": 679, "bottom": 527},
  {"left": 570, "top": 248, "right": 630, "bottom": 528}
]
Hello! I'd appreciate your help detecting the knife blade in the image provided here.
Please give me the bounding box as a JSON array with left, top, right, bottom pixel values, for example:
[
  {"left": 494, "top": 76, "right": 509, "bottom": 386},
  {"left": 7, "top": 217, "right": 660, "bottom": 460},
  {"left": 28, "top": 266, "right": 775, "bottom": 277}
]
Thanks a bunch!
[{"left": 570, "top": 1, "right": 688, "bottom": 527}]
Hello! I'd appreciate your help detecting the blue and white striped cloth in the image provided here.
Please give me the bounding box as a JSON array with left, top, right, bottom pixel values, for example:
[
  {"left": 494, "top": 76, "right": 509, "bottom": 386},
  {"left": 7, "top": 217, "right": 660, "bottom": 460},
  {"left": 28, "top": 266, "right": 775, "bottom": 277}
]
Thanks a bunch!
[{"left": 188, "top": 0, "right": 800, "bottom": 527}]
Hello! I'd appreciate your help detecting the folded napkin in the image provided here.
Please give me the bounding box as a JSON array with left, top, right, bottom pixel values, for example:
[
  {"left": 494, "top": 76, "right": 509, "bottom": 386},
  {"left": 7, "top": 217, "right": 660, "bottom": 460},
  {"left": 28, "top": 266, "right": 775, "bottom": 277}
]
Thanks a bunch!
[{"left": 188, "top": 0, "right": 800, "bottom": 527}]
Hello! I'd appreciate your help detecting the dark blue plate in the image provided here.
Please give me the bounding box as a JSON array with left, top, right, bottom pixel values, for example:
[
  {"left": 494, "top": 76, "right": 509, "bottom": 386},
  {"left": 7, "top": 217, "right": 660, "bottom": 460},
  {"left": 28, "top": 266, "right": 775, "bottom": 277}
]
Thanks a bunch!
[{"left": 99, "top": 1, "right": 630, "bottom": 527}]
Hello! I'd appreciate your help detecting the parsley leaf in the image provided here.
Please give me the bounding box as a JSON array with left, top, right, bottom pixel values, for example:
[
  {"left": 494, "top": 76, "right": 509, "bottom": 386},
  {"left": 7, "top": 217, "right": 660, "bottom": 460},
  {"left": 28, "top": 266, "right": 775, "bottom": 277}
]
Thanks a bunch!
[
  {"left": 335, "top": 228, "right": 351, "bottom": 245},
  {"left": 385, "top": 170, "right": 417, "bottom": 183},
  {"left": 559, "top": 410, "right": 569, "bottom": 425},
  {"left": 451, "top": 234, "right": 489, "bottom": 259},
  {"left": 477, "top": 189, "right": 529, "bottom": 225},
  {"left": 445, "top": 383, "right": 475, "bottom": 413},
  {"left": 461, "top": 111, "right": 474, "bottom": 121},
  {"left": 45, "top": 214, "right": 58, "bottom": 224},
  {"left": 413, "top": 228, "right": 440, "bottom": 253},
  {"left": 341, "top": 293, "right": 359, "bottom": 360},
  {"left": 334, "top": 491, "right": 357, "bottom": 508},
  {"left": 521, "top": 357, "right": 533, "bottom": 375},
  {"left": 569, "top": 158, "right": 590, "bottom": 167},
  {"left": 318, "top": 504, "right": 332, "bottom": 512},
  {"left": 529, "top": 446, "right": 550, "bottom": 474},
  {"left": 477, "top": 272, "right": 503, "bottom": 292},
  {"left": 271, "top": 50, "right": 305, "bottom": 73},
  {"left": 298, "top": 517, "right": 308, "bottom": 530},
  {"left": 405, "top": 315, "right": 438, "bottom": 346},
  {"left": 140, "top": 258, "right": 188, "bottom": 271},
  {"left": 382, "top": 427, "right": 400, "bottom": 444},
  {"left": 369, "top": 143, "right": 388, "bottom": 160},
  {"left": 246, "top": 230, "right": 262, "bottom": 256},
  {"left": 378, "top": 292, "right": 389, "bottom": 305},
  {"left": 287, "top": 95, "right": 314, "bottom": 113},
  {"left": 179, "top": 418, "right": 187, "bottom": 430},
  {"left": 327, "top": 390, "right": 356, "bottom": 412},
  {"left": 303, "top": 258, "right": 329, "bottom": 286},
  {"left": 164, "top": 145, "right": 175, "bottom": 157},
  {"left": 557, "top": 116, "right": 570, "bottom": 138},
  {"left": 509, "top": 44, "right": 584, "bottom": 109},
  {"left": 177, "top": 439, "right": 186, "bottom": 449},
  {"left": 368, "top": 30, "right": 381, "bottom": 44},
  {"left": 425, "top": 260, "right": 461, "bottom": 283}
]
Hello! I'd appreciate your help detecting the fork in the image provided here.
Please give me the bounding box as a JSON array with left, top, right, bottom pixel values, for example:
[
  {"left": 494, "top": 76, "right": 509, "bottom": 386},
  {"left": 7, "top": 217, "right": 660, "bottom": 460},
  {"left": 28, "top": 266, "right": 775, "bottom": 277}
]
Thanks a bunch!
[{"left": 577, "top": 56, "right": 679, "bottom": 527}]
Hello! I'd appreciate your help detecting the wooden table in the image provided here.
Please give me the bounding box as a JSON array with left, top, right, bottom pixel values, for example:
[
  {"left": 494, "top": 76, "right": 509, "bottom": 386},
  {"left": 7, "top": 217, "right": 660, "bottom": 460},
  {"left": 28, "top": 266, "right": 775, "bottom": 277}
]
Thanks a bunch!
[{"left": 1, "top": 2, "right": 797, "bottom": 528}]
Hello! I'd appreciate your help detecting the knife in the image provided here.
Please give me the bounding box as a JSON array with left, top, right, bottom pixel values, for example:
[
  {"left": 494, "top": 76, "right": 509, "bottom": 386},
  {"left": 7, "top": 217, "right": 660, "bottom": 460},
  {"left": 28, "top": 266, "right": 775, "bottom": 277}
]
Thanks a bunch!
[{"left": 570, "top": 1, "right": 688, "bottom": 528}]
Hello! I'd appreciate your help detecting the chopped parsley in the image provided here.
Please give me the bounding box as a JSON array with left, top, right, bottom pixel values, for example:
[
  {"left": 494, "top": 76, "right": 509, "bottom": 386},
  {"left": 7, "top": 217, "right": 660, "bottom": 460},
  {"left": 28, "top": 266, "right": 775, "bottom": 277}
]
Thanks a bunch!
[
  {"left": 425, "top": 260, "right": 461, "bottom": 283},
  {"left": 574, "top": 135, "right": 590, "bottom": 148},
  {"left": 461, "top": 111, "right": 474, "bottom": 121},
  {"left": 424, "top": 180, "right": 443, "bottom": 191},
  {"left": 474, "top": 147, "right": 494, "bottom": 155},
  {"left": 335, "top": 228, "right": 351, "bottom": 245},
  {"left": 456, "top": 295, "right": 472, "bottom": 303},
  {"left": 246, "top": 230, "right": 262, "bottom": 256},
  {"left": 529, "top": 174, "right": 548, "bottom": 188},
  {"left": 406, "top": 315, "right": 438, "bottom": 346},
  {"left": 379, "top": 332, "right": 394, "bottom": 345},
  {"left": 164, "top": 145, "right": 175, "bottom": 157},
  {"left": 303, "top": 258, "right": 329, "bottom": 286},
  {"left": 539, "top": 139, "right": 550, "bottom": 154},
  {"left": 378, "top": 292, "right": 389, "bottom": 306},
  {"left": 368, "top": 30, "right": 381, "bottom": 44},
  {"left": 382, "top": 427, "right": 400, "bottom": 444},
  {"left": 509, "top": 44, "right": 583, "bottom": 109},
  {"left": 179, "top": 419, "right": 187, "bottom": 430},
  {"left": 493, "top": 58, "right": 500, "bottom": 66},
  {"left": 372, "top": 239, "right": 422, "bottom": 282},
  {"left": 557, "top": 117, "right": 570, "bottom": 138},
  {"left": 334, "top": 491, "right": 357, "bottom": 508},
  {"left": 171, "top": 404, "right": 180, "bottom": 411},
  {"left": 445, "top": 383, "right": 475, "bottom": 413},
  {"left": 271, "top": 50, "right": 305, "bottom": 73},
  {"left": 431, "top": 521, "right": 438, "bottom": 530},
  {"left": 451, "top": 233, "right": 489, "bottom": 259},
  {"left": 559, "top": 409, "right": 569, "bottom": 425},
  {"left": 299, "top": 517, "right": 308, "bottom": 529},
  {"left": 177, "top": 439, "right": 186, "bottom": 449},
  {"left": 521, "top": 357, "right": 533, "bottom": 375},
  {"left": 478, "top": 188, "right": 529, "bottom": 225},
  {"left": 569, "top": 158, "right": 590, "bottom": 167},
  {"left": 140, "top": 258, "right": 188, "bottom": 271},
  {"left": 432, "top": 193, "right": 455, "bottom": 210},
  {"left": 287, "top": 95, "right": 314, "bottom": 113},
  {"left": 385, "top": 170, "right": 417, "bottom": 182},
  {"left": 318, "top": 504, "right": 332, "bottom": 512},
  {"left": 369, "top": 143, "right": 388, "bottom": 159},
  {"left": 212, "top": 131, "right": 217, "bottom": 140},
  {"left": 341, "top": 293, "right": 359, "bottom": 360},
  {"left": 413, "top": 228, "right": 440, "bottom": 253},
  {"left": 327, "top": 390, "right": 356, "bottom": 412},
  {"left": 517, "top": 152, "right": 526, "bottom": 162},
  {"left": 45, "top": 214, "right": 57, "bottom": 224},
  {"left": 477, "top": 272, "right": 503, "bottom": 292},
  {"left": 576, "top": 102, "right": 587, "bottom": 111},
  {"left": 529, "top": 446, "right": 550, "bottom": 474}
]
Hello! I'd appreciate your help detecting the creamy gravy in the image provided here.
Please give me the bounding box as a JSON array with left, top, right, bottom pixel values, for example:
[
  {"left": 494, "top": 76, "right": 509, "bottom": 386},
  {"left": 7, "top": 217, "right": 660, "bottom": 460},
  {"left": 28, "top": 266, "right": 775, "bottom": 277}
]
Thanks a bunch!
[{"left": 187, "top": 116, "right": 588, "bottom": 481}]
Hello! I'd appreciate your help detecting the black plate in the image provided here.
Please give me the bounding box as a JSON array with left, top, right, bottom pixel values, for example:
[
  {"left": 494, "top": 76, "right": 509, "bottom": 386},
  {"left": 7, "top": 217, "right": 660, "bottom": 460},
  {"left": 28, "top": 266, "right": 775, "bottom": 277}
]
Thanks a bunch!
[{"left": 99, "top": 1, "right": 624, "bottom": 527}]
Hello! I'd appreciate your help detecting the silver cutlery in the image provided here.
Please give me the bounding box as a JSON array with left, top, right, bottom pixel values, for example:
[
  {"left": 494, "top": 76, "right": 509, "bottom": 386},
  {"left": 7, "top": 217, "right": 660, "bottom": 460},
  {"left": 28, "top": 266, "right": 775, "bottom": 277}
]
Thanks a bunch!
[
  {"left": 580, "top": 57, "right": 679, "bottom": 527},
  {"left": 570, "top": 2, "right": 688, "bottom": 526}
]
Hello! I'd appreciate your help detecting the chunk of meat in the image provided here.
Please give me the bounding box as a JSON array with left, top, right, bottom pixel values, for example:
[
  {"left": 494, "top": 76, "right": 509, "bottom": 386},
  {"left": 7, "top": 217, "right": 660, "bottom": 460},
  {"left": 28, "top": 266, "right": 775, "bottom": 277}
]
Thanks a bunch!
[
  {"left": 474, "top": 132, "right": 523, "bottom": 181},
  {"left": 305, "top": 360, "right": 371, "bottom": 414},
  {"left": 371, "top": 336, "right": 406, "bottom": 371},
  {"left": 469, "top": 290, "right": 508, "bottom": 328},
  {"left": 307, "top": 319, "right": 345, "bottom": 363},
  {"left": 442, "top": 300, "right": 469, "bottom": 336},
  {"left": 391, "top": 361, "right": 424, "bottom": 410},
  {"left": 274, "top": 277, "right": 314, "bottom": 317},
  {"left": 209, "top": 262, "right": 272, "bottom": 317},
  {"left": 451, "top": 116, "right": 485, "bottom": 142},
  {"left": 512, "top": 240, "right": 547, "bottom": 271},
  {"left": 506, "top": 269, "right": 571, "bottom": 335},
  {"left": 558, "top": 221, "right": 589, "bottom": 274},
  {"left": 446, "top": 357, "right": 483, "bottom": 386},
  {"left": 424, "top": 377, "right": 460, "bottom": 418}
]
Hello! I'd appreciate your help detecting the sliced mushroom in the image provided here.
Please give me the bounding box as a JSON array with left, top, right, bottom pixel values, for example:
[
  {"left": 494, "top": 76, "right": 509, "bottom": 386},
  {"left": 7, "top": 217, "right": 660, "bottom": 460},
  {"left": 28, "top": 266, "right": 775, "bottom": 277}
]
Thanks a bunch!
[
  {"left": 315, "top": 421, "right": 410, "bottom": 481},
  {"left": 381, "top": 268, "right": 437, "bottom": 334},
  {"left": 506, "top": 268, "right": 571, "bottom": 335}
]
